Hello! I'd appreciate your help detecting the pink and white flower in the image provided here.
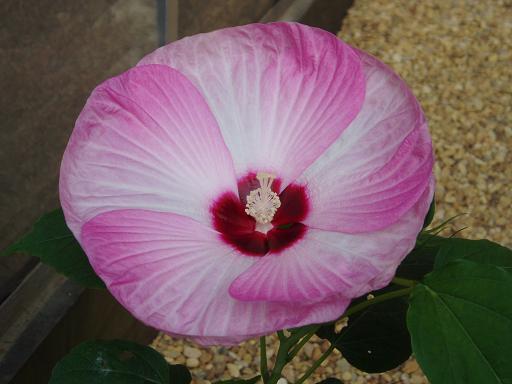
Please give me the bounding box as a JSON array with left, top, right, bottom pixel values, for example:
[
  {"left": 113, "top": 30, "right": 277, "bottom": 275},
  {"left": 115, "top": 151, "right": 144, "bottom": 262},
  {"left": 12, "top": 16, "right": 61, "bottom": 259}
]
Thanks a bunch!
[{"left": 59, "top": 22, "right": 434, "bottom": 345}]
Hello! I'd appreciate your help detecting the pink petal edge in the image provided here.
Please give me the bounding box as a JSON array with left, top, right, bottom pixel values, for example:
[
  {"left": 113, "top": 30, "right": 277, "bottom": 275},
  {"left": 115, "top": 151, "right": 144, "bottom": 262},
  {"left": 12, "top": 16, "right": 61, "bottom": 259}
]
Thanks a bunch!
[
  {"left": 229, "top": 177, "right": 434, "bottom": 303},
  {"left": 59, "top": 64, "right": 237, "bottom": 237},
  {"left": 80, "top": 209, "right": 352, "bottom": 345},
  {"left": 299, "top": 48, "right": 434, "bottom": 233},
  {"left": 138, "top": 22, "right": 365, "bottom": 191}
]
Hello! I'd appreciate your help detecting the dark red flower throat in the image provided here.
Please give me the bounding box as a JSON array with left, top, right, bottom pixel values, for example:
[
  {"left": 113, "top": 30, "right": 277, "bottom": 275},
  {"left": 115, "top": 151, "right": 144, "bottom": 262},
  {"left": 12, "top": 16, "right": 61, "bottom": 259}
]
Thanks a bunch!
[{"left": 211, "top": 173, "right": 309, "bottom": 256}]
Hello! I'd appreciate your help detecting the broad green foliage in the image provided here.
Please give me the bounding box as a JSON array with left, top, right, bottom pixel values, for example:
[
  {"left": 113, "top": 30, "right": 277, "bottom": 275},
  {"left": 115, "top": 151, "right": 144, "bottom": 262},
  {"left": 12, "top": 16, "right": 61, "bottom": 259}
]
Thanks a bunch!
[
  {"left": 7, "top": 204, "right": 512, "bottom": 384},
  {"left": 317, "top": 286, "right": 411, "bottom": 373},
  {"left": 434, "top": 237, "right": 512, "bottom": 272},
  {"left": 408, "top": 260, "right": 512, "bottom": 384},
  {"left": 396, "top": 235, "right": 443, "bottom": 280},
  {"left": 1, "top": 208, "right": 104, "bottom": 288},
  {"left": 49, "top": 340, "right": 191, "bottom": 384},
  {"left": 422, "top": 198, "right": 436, "bottom": 228},
  {"left": 169, "top": 365, "right": 193, "bottom": 384}
]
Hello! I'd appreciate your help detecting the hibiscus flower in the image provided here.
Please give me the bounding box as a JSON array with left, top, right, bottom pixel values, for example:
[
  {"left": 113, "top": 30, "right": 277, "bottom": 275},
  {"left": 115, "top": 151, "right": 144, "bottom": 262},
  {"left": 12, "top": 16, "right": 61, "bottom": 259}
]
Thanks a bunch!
[{"left": 59, "top": 22, "right": 434, "bottom": 345}]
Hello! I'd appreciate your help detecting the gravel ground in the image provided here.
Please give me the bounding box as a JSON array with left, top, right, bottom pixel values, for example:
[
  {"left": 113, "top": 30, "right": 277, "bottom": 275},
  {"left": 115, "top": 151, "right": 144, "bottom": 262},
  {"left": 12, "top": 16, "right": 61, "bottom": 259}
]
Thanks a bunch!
[
  {"left": 153, "top": 1, "right": 511, "bottom": 382},
  {"left": 340, "top": 0, "right": 512, "bottom": 247}
]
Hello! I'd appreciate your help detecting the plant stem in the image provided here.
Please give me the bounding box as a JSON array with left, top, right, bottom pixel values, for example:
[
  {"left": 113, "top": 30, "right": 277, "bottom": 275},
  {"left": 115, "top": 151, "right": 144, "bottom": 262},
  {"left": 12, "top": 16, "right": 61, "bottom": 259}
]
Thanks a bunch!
[
  {"left": 268, "top": 338, "right": 292, "bottom": 384},
  {"left": 287, "top": 325, "right": 318, "bottom": 345},
  {"left": 292, "top": 287, "right": 412, "bottom": 384},
  {"left": 287, "top": 331, "right": 317, "bottom": 362},
  {"left": 265, "top": 286, "right": 414, "bottom": 384},
  {"left": 260, "top": 336, "right": 269, "bottom": 383},
  {"left": 342, "top": 286, "right": 413, "bottom": 319},
  {"left": 266, "top": 325, "right": 318, "bottom": 384},
  {"left": 391, "top": 276, "right": 417, "bottom": 287},
  {"left": 295, "top": 344, "right": 335, "bottom": 384}
]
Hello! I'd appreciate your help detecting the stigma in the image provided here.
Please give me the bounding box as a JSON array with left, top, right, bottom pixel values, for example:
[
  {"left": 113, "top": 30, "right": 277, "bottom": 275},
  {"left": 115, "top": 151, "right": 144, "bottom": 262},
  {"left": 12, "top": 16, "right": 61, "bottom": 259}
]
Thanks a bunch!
[{"left": 245, "top": 172, "right": 281, "bottom": 224}]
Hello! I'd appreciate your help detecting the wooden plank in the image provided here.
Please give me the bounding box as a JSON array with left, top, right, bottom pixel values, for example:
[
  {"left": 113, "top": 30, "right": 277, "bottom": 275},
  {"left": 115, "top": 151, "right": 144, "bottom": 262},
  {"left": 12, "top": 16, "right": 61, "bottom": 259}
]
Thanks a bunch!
[
  {"left": 0, "top": 0, "right": 157, "bottom": 305},
  {"left": 10, "top": 288, "right": 157, "bottom": 384},
  {"left": 166, "top": 0, "right": 179, "bottom": 43},
  {"left": 301, "top": 0, "right": 354, "bottom": 34},
  {"left": 157, "top": 0, "right": 179, "bottom": 45},
  {"left": 260, "top": 0, "right": 315, "bottom": 22},
  {"left": 177, "top": 0, "right": 275, "bottom": 38},
  {"left": 0, "top": 2, "right": 158, "bottom": 381},
  {"left": 0, "top": 264, "right": 83, "bottom": 383},
  {"left": 0, "top": 256, "right": 37, "bottom": 305}
]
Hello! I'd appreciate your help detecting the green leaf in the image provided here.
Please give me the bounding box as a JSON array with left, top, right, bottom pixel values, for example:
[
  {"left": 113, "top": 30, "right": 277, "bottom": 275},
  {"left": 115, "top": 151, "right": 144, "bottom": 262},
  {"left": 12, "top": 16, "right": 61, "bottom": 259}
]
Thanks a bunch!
[
  {"left": 1, "top": 208, "right": 104, "bottom": 288},
  {"left": 317, "top": 286, "right": 412, "bottom": 373},
  {"left": 434, "top": 238, "right": 512, "bottom": 273},
  {"left": 214, "top": 376, "right": 260, "bottom": 384},
  {"left": 396, "top": 235, "right": 446, "bottom": 280},
  {"left": 49, "top": 340, "right": 191, "bottom": 384},
  {"left": 422, "top": 213, "right": 466, "bottom": 235},
  {"left": 407, "top": 260, "right": 512, "bottom": 384},
  {"left": 422, "top": 197, "right": 436, "bottom": 228},
  {"left": 169, "top": 365, "right": 192, "bottom": 384}
]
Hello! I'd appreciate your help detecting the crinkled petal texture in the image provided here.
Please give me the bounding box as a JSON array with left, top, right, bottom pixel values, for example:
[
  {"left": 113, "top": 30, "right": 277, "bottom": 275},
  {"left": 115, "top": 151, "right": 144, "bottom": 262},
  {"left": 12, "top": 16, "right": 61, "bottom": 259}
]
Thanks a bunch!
[
  {"left": 139, "top": 22, "right": 365, "bottom": 189},
  {"left": 60, "top": 22, "right": 434, "bottom": 346},
  {"left": 230, "top": 180, "right": 434, "bottom": 302},
  {"left": 81, "top": 210, "right": 350, "bottom": 345},
  {"left": 299, "top": 50, "right": 434, "bottom": 233},
  {"left": 60, "top": 64, "right": 237, "bottom": 235},
  {"left": 230, "top": 49, "right": 434, "bottom": 303}
]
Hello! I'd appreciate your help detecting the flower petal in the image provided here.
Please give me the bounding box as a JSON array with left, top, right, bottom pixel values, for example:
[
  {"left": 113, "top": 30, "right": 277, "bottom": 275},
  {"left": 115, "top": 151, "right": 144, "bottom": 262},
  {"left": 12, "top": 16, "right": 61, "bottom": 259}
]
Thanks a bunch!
[
  {"left": 81, "top": 209, "right": 351, "bottom": 345},
  {"left": 272, "top": 184, "right": 309, "bottom": 226},
  {"left": 230, "top": 178, "right": 434, "bottom": 302},
  {"left": 139, "top": 22, "right": 365, "bottom": 189},
  {"left": 298, "top": 49, "right": 434, "bottom": 233},
  {"left": 60, "top": 64, "right": 237, "bottom": 236}
]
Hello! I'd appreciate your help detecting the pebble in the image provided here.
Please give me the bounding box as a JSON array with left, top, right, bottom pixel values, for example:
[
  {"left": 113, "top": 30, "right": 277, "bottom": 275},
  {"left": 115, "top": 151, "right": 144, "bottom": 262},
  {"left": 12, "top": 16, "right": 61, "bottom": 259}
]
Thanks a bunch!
[
  {"left": 282, "top": 365, "right": 296, "bottom": 382},
  {"left": 336, "top": 358, "right": 350, "bottom": 371},
  {"left": 165, "top": 349, "right": 180, "bottom": 358},
  {"left": 312, "top": 346, "right": 323, "bottom": 360},
  {"left": 401, "top": 373, "right": 411, "bottom": 384},
  {"left": 226, "top": 363, "right": 241, "bottom": 378},
  {"left": 184, "top": 346, "right": 202, "bottom": 359},
  {"left": 341, "top": 0, "right": 512, "bottom": 250},
  {"left": 200, "top": 352, "right": 213, "bottom": 364},
  {"left": 403, "top": 359, "right": 420, "bottom": 374},
  {"left": 411, "top": 373, "right": 426, "bottom": 384},
  {"left": 242, "top": 367, "right": 255, "bottom": 376},
  {"left": 186, "top": 358, "right": 199, "bottom": 368},
  {"left": 242, "top": 353, "right": 252, "bottom": 364},
  {"left": 303, "top": 343, "right": 314, "bottom": 358}
]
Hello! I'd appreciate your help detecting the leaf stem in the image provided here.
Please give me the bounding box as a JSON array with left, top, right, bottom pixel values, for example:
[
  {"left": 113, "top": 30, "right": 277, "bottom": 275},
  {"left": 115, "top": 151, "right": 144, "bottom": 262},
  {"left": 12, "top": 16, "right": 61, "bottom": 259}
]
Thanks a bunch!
[
  {"left": 292, "top": 287, "right": 412, "bottom": 384},
  {"left": 287, "top": 331, "right": 317, "bottom": 362},
  {"left": 260, "top": 336, "right": 269, "bottom": 383},
  {"left": 266, "top": 287, "right": 414, "bottom": 384},
  {"left": 267, "top": 326, "right": 317, "bottom": 384},
  {"left": 268, "top": 339, "right": 291, "bottom": 384},
  {"left": 294, "top": 344, "right": 335, "bottom": 384},
  {"left": 422, "top": 213, "right": 466, "bottom": 234},
  {"left": 391, "top": 277, "right": 417, "bottom": 287},
  {"left": 342, "top": 287, "right": 413, "bottom": 319}
]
